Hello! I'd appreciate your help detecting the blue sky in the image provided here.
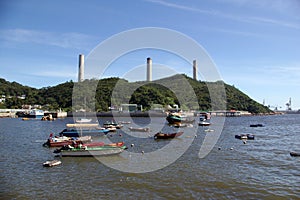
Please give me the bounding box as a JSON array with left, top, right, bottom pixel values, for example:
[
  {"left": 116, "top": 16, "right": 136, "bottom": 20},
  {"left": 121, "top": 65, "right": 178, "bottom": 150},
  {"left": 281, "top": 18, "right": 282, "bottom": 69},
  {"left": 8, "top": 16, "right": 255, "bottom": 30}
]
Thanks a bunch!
[{"left": 1, "top": 0, "right": 300, "bottom": 110}]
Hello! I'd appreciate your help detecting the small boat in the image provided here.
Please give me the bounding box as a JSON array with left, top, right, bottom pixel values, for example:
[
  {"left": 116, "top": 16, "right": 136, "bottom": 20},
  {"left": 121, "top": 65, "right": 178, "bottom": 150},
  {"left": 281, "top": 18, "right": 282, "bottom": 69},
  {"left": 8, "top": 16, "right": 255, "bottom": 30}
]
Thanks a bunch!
[
  {"left": 198, "top": 121, "right": 211, "bottom": 126},
  {"left": 166, "top": 113, "right": 195, "bottom": 124},
  {"left": 53, "top": 144, "right": 127, "bottom": 157},
  {"left": 128, "top": 127, "right": 150, "bottom": 132},
  {"left": 103, "top": 121, "right": 123, "bottom": 129},
  {"left": 59, "top": 128, "right": 109, "bottom": 137},
  {"left": 66, "top": 123, "right": 99, "bottom": 128},
  {"left": 119, "top": 121, "right": 131, "bottom": 124},
  {"left": 154, "top": 131, "right": 183, "bottom": 139},
  {"left": 41, "top": 114, "right": 55, "bottom": 121},
  {"left": 166, "top": 113, "right": 182, "bottom": 124},
  {"left": 235, "top": 134, "right": 255, "bottom": 140},
  {"left": 43, "top": 134, "right": 92, "bottom": 147},
  {"left": 19, "top": 109, "right": 44, "bottom": 119},
  {"left": 290, "top": 152, "right": 300, "bottom": 157},
  {"left": 82, "top": 142, "right": 125, "bottom": 148},
  {"left": 250, "top": 124, "right": 264, "bottom": 127},
  {"left": 43, "top": 160, "right": 61, "bottom": 167},
  {"left": 75, "top": 118, "right": 92, "bottom": 123},
  {"left": 199, "top": 112, "right": 211, "bottom": 121},
  {"left": 28, "top": 109, "right": 44, "bottom": 119}
]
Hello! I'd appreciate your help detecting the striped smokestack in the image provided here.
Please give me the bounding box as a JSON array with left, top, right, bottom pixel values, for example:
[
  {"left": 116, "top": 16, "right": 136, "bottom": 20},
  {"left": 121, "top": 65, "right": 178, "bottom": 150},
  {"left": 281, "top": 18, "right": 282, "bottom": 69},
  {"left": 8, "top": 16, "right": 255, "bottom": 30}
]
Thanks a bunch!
[
  {"left": 193, "top": 60, "right": 197, "bottom": 80},
  {"left": 147, "top": 57, "right": 152, "bottom": 82},
  {"left": 78, "top": 54, "right": 84, "bottom": 82}
]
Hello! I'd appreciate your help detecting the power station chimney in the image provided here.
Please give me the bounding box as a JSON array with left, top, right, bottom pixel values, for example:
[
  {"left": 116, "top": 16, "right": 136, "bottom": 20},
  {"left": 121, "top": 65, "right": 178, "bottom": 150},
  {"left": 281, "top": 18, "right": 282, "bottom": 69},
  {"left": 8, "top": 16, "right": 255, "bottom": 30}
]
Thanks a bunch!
[
  {"left": 193, "top": 60, "right": 197, "bottom": 80},
  {"left": 147, "top": 57, "right": 152, "bottom": 82},
  {"left": 78, "top": 54, "right": 84, "bottom": 82}
]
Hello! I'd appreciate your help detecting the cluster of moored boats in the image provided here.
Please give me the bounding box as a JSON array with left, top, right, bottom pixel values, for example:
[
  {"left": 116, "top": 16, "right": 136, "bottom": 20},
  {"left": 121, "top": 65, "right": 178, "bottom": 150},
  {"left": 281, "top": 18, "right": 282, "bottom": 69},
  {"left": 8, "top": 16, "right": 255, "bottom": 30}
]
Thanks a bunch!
[
  {"left": 42, "top": 112, "right": 299, "bottom": 167},
  {"left": 42, "top": 113, "right": 212, "bottom": 166},
  {"left": 234, "top": 123, "right": 299, "bottom": 157},
  {"left": 43, "top": 121, "right": 127, "bottom": 159},
  {"left": 234, "top": 124, "right": 262, "bottom": 142}
]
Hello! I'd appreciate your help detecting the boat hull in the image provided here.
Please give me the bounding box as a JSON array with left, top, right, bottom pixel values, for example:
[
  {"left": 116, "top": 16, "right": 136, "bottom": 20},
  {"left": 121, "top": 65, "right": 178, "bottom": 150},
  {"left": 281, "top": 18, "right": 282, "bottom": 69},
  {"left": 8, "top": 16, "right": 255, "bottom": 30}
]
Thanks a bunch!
[
  {"left": 235, "top": 134, "right": 255, "bottom": 140},
  {"left": 57, "top": 147, "right": 125, "bottom": 157},
  {"left": 43, "top": 160, "right": 61, "bottom": 167},
  {"left": 198, "top": 122, "right": 211, "bottom": 126},
  {"left": 250, "top": 124, "right": 264, "bottom": 127},
  {"left": 166, "top": 115, "right": 182, "bottom": 124},
  {"left": 128, "top": 127, "right": 150, "bottom": 132},
  {"left": 290, "top": 152, "right": 300, "bottom": 157},
  {"left": 154, "top": 132, "right": 183, "bottom": 139},
  {"left": 59, "top": 129, "right": 109, "bottom": 137},
  {"left": 44, "top": 136, "right": 92, "bottom": 147}
]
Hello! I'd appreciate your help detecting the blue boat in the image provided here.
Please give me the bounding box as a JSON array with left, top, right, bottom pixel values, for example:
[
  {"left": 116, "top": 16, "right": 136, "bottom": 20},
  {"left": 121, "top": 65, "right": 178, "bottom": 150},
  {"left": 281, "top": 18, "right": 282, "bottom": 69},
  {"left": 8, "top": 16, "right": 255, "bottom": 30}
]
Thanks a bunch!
[{"left": 59, "top": 128, "right": 109, "bottom": 137}]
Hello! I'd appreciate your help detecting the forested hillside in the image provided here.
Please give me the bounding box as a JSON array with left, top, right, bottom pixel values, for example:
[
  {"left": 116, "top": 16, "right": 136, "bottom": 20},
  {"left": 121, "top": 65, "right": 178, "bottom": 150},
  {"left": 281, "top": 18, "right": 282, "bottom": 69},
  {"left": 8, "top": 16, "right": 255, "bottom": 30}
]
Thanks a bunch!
[{"left": 0, "top": 75, "right": 272, "bottom": 113}]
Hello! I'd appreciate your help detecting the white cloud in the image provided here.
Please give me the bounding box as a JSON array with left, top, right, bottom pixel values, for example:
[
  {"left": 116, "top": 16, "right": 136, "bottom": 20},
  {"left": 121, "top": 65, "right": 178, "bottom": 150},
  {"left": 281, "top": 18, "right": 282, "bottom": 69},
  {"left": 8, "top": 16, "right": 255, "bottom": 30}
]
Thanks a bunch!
[
  {"left": 0, "top": 29, "right": 97, "bottom": 50},
  {"left": 146, "top": 0, "right": 300, "bottom": 30},
  {"left": 30, "top": 70, "right": 77, "bottom": 79}
]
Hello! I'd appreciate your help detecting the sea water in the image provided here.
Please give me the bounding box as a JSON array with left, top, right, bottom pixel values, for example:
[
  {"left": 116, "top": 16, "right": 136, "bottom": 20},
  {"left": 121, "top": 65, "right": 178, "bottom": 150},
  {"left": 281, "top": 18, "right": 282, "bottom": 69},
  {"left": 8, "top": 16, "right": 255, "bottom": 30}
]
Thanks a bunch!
[{"left": 0, "top": 115, "right": 299, "bottom": 199}]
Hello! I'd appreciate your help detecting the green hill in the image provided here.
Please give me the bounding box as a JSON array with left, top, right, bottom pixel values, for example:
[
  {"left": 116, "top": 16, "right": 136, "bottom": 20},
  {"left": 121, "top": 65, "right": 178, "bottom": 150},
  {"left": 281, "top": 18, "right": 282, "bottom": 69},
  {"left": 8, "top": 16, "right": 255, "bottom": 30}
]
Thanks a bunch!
[{"left": 0, "top": 75, "right": 272, "bottom": 113}]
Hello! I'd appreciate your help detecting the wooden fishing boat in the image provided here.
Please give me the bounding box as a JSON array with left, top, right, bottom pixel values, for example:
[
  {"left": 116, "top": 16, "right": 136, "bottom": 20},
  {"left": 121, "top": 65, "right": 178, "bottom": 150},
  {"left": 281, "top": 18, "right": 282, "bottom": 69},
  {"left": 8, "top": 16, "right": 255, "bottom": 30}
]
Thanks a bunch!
[
  {"left": 53, "top": 144, "right": 127, "bottom": 157},
  {"left": 154, "top": 131, "right": 183, "bottom": 139},
  {"left": 235, "top": 134, "right": 255, "bottom": 140},
  {"left": 290, "top": 152, "right": 300, "bottom": 157},
  {"left": 128, "top": 127, "right": 150, "bottom": 132},
  {"left": 43, "top": 160, "right": 62, "bottom": 167},
  {"left": 43, "top": 135, "right": 92, "bottom": 147}
]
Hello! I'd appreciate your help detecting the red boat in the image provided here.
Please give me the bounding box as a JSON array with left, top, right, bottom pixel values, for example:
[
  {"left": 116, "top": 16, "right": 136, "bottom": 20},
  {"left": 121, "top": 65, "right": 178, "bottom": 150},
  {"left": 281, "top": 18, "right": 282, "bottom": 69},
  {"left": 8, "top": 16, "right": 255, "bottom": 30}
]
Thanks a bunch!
[
  {"left": 43, "top": 134, "right": 91, "bottom": 147},
  {"left": 154, "top": 132, "right": 184, "bottom": 139}
]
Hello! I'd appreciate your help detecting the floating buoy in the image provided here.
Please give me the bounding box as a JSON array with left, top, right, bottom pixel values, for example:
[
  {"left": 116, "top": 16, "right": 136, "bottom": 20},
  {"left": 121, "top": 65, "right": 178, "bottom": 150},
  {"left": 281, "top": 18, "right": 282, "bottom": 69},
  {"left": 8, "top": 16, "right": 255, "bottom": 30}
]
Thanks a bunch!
[
  {"left": 230, "top": 147, "right": 233, "bottom": 150},
  {"left": 218, "top": 147, "right": 221, "bottom": 150},
  {"left": 243, "top": 140, "right": 247, "bottom": 144},
  {"left": 131, "top": 144, "right": 134, "bottom": 147},
  {"left": 141, "top": 150, "right": 144, "bottom": 154}
]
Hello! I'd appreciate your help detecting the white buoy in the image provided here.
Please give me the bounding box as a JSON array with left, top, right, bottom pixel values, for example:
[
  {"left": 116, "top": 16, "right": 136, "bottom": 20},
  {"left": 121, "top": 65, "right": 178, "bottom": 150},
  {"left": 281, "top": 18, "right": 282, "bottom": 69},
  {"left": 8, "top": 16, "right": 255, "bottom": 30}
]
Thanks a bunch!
[{"left": 131, "top": 144, "right": 134, "bottom": 147}]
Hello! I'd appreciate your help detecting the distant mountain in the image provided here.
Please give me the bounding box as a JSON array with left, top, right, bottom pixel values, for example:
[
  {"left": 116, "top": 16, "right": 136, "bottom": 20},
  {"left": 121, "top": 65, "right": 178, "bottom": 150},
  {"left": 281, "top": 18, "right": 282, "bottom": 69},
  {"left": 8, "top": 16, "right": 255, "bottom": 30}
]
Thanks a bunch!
[{"left": 0, "top": 75, "right": 272, "bottom": 113}]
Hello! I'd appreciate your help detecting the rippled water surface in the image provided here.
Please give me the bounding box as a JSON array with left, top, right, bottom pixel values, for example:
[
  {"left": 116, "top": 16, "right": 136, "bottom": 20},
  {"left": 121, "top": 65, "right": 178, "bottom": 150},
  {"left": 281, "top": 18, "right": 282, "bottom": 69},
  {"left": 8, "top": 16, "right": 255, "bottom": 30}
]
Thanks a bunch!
[{"left": 0, "top": 115, "right": 299, "bottom": 199}]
